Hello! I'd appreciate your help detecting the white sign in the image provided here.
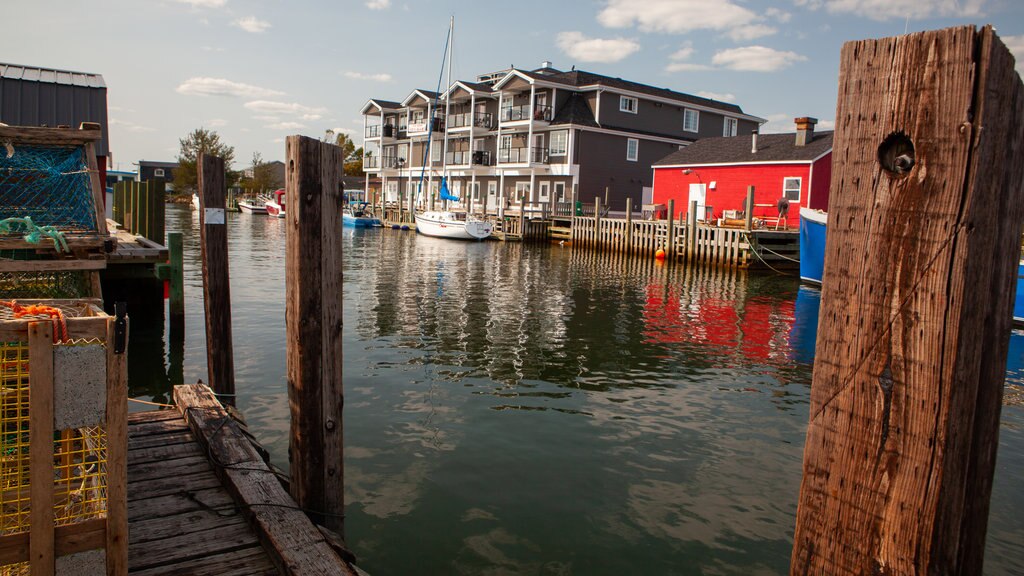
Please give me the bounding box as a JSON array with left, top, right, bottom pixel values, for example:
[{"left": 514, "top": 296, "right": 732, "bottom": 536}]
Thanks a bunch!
[{"left": 204, "top": 207, "right": 226, "bottom": 224}]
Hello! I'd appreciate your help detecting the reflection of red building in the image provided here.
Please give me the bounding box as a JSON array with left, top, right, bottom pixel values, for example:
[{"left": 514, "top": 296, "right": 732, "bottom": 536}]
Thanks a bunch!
[
  {"left": 651, "top": 118, "right": 832, "bottom": 222},
  {"left": 643, "top": 284, "right": 796, "bottom": 365}
]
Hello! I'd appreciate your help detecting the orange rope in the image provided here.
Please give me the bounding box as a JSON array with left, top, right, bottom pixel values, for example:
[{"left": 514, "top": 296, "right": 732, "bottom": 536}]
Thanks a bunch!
[{"left": 0, "top": 300, "right": 69, "bottom": 342}]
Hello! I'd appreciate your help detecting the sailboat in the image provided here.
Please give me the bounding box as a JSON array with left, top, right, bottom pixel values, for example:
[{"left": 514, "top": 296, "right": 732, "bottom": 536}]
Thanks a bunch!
[{"left": 412, "top": 16, "right": 493, "bottom": 242}]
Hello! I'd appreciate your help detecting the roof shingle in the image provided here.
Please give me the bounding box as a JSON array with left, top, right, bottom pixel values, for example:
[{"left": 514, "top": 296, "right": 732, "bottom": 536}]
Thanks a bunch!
[{"left": 654, "top": 131, "right": 834, "bottom": 166}]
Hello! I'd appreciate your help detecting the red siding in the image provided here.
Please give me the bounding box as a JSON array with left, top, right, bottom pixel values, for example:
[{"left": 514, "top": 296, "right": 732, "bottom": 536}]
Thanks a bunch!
[
  {"left": 808, "top": 152, "right": 831, "bottom": 210},
  {"left": 653, "top": 162, "right": 818, "bottom": 220}
]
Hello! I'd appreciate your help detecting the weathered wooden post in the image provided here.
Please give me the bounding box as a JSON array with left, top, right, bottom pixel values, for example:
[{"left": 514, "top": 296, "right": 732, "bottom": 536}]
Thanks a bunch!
[
  {"left": 791, "top": 25, "right": 1024, "bottom": 575},
  {"left": 686, "top": 200, "right": 698, "bottom": 262},
  {"left": 197, "top": 154, "right": 235, "bottom": 403},
  {"left": 625, "top": 197, "right": 633, "bottom": 254},
  {"left": 593, "top": 197, "right": 602, "bottom": 249},
  {"left": 744, "top": 186, "right": 755, "bottom": 231},
  {"left": 167, "top": 231, "right": 184, "bottom": 333},
  {"left": 665, "top": 199, "right": 675, "bottom": 259},
  {"left": 285, "top": 135, "right": 345, "bottom": 534}
]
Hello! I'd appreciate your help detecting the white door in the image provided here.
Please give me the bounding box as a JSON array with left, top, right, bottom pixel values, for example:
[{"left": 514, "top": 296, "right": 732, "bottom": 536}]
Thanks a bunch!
[
  {"left": 554, "top": 182, "right": 566, "bottom": 203},
  {"left": 488, "top": 182, "right": 497, "bottom": 204},
  {"left": 688, "top": 183, "right": 707, "bottom": 221},
  {"left": 539, "top": 181, "right": 550, "bottom": 203},
  {"left": 533, "top": 133, "right": 545, "bottom": 162}
]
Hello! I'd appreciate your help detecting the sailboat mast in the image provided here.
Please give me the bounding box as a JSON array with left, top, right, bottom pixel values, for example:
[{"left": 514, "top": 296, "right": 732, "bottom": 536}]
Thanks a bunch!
[{"left": 442, "top": 16, "right": 454, "bottom": 208}]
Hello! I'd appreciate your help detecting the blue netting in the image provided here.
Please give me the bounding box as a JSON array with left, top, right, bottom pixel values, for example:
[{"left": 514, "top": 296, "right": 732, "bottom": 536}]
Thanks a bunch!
[{"left": 0, "top": 145, "right": 97, "bottom": 233}]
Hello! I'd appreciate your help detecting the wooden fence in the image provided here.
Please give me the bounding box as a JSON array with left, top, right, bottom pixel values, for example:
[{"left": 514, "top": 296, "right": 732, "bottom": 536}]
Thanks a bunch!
[{"left": 112, "top": 180, "right": 165, "bottom": 243}]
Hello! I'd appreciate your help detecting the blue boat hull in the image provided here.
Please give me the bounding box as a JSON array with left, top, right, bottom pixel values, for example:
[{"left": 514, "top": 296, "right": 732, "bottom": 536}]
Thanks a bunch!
[
  {"left": 799, "top": 208, "right": 827, "bottom": 285},
  {"left": 343, "top": 214, "right": 381, "bottom": 228}
]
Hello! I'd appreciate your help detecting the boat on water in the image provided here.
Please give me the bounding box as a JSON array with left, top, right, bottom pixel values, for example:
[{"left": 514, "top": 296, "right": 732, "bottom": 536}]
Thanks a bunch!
[
  {"left": 265, "top": 189, "right": 286, "bottom": 218},
  {"left": 798, "top": 207, "right": 827, "bottom": 284},
  {"left": 343, "top": 203, "right": 381, "bottom": 228},
  {"left": 239, "top": 197, "right": 268, "bottom": 214},
  {"left": 799, "top": 206, "right": 1024, "bottom": 325},
  {"left": 415, "top": 211, "right": 492, "bottom": 240}
]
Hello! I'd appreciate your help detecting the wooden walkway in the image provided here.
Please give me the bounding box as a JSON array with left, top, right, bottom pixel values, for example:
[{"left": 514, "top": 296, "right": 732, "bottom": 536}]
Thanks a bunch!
[
  {"left": 107, "top": 219, "right": 168, "bottom": 265},
  {"left": 127, "top": 385, "right": 359, "bottom": 576}
]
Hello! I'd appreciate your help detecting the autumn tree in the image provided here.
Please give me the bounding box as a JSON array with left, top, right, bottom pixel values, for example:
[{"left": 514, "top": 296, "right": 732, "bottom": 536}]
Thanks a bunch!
[
  {"left": 323, "top": 129, "right": 364, "bottom": 177},
  {"left": 173, "top": 128, "right": 238, "bottom": 195}
]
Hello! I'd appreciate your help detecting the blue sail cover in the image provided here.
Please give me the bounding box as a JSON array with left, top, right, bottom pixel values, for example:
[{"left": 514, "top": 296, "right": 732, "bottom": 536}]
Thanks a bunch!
[{"left": 439, "top": 177, "right": 459, "bottom": 202}]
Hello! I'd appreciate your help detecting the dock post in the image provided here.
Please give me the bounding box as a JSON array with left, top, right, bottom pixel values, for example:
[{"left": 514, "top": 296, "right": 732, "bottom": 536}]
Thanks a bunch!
[
  {"left": 686, "top": 200, "right": 697, "bottom": 263},
  {"left": 790, "top": 25, "right": 1024, "bottom": 575},
  {"left": 197, "top": 154, "right": 236, "bottom": 403},
  {"left": 167, "top": 231, "right": 184, "bottom": 335},
  {"left": 625, "top": 197, "right": 633, "bottom": 254},
  {"left": 593, "top": 197, "right": 601, "bottom": 249},
  {"left": 285, "top": 135, "right": 346, "bottom": 534},
  {"left": 665, "top": 199, "right": 675, "bottom": 260},
  {"left": 744, "top": 186, "right": 755, "bottom": 231}
]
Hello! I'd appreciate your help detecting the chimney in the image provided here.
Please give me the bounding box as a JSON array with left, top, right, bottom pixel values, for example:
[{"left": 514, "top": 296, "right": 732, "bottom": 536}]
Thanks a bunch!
[
  {"left": 751, "top": 130, "right": 758, "bottom": 154},
  {"left": 541, "top": 60, "right": 553, "bottom": 69},
  {"left": 795, "top": 117, "right": 818, "bottom": 146}
]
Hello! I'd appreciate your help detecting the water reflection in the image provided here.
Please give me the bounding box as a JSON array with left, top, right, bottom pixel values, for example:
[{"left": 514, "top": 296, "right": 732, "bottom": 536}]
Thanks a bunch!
[{"left": 132, "top": 205, "right": 1021, "bottom": 576}]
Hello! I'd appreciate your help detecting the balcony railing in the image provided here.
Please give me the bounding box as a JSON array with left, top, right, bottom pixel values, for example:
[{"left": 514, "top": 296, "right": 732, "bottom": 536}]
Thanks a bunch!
[
  {"left": 449, "top": 112, "right": 495, "bottom": 130},
  {"left": 408, "top": 117, "right": 446, "bottom": 134},
  {"left": 499, "top": 104, "right": 552, "bottom": 123},
  {"left": 365, "top": 124, "right": 396, "bottom": 138},
  {"left": 498, "top": 147, "right": 548, "bottom": 164},
  {"left": 445, "top": 150, "right": 493, "bottom": 166},
  {"left": 363, "top": 155, "right": 402, "bottom": 169}
]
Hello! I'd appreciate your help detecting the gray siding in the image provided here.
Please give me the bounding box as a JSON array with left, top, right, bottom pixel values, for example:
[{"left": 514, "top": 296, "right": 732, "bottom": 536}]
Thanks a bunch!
[
  {"left": 0, "top": 78, "right": 109, "bottom": 156},
  {"left": 576, "top": 131, "right": 679, "bottom": 210},
  {"left": 597, "top": 92, "right": 756, "bottom": 141}
]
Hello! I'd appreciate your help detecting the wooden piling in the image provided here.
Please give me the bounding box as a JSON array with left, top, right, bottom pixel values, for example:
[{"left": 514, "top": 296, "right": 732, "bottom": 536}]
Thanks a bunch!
[
  {"left": 686, "top": 200, "right": 697, "bottom": 263},
  {"left": 285, "top": 135, "right": 346, "bottom": 535},
  {"left": 197, "top": 154, "right": 236, "bottom": 403},
  {"left": 790, "top": 25, "right": 1024, "bottom": 575},
  {"left": 665, "top": 199, "right": 676, "bottom": 259},
  {"left": 594, "top": 197, "right": 602, "bottom": 249},
  {"left": 167, "top": 232, "right": 184, "bottom": 333},
  {"left": 625, "top": 197, "right": 633, "bottom": 254},
  {"left": 744, "top": 186, "right": 755, "bottom": 231}
]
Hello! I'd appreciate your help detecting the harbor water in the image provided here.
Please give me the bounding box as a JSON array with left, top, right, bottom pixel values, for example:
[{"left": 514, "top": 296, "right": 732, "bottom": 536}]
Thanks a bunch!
[{"left": 128, "top": 204, "right": 1023, "bottom": 575}]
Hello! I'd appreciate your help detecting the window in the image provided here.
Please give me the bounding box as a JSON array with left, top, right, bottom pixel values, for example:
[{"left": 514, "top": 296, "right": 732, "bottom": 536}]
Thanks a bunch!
[
  {"left": 683, "top": 108, "right": 699, "bottom": 132},
  {"left": 500, "top": 134, "right": 512, "bottom": 150},
  {"left": 488, "top": 181, "right": 497, "bottom": 199},
  {"left": 554, "top": 182, "right": 566, "bottom": 202},
  {"left": 399, "top": 115, "right": 408, "bottom": 131},
  {"left": 723, "top": 117, "right": 738, "bottom": 137},
  {"left": 539, "top": 182, "right": 550, "bottom": 202},
  {"left": 550, "top": 130, "right": 568, "bottom": 155},
  {"left": 431, "top": 142, "right": 441, "bottom": 163},
  {"left": 619, "top": 95, "right": 638, "bottom": 114},
  {"left": 626, "top": 138, "right": 639, "bottom": 162},
  {"left": 783, "top": 177, "right": 802, "bottom": 202},
  {"left": 154, "top": 168, "right": 165, "bottom": 177},
  {"left": 472, "top": 182, "right": 480, "bottom": 201},
  {"left": 515, "top": 182, "right": 530, "bottom": 203}
]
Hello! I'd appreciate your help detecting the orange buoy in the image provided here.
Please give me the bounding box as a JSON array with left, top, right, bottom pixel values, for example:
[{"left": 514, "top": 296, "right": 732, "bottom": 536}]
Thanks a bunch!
[{"left": 655, "top": 248, "right": 666, "bottom": 260}]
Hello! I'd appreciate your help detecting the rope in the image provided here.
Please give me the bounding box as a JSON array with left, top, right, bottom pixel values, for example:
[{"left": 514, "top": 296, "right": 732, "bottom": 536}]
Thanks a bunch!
[
  {"left": 741, "top": 232, "right": 795, "bottom": 276},
  {"left": 0, "top": 299, "right": 69, "bottom": 342},
  {"left": 0, "top": 216, "right": 70, "bottom": 252},
  {"left": 129, "top": 398, "right": 176, "bottom": 409}
]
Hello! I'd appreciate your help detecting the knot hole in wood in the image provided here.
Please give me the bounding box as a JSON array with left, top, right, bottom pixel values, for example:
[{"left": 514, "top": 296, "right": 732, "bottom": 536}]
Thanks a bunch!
[{"left": 878, "top": 132, "right": 915, "bottom": 178}]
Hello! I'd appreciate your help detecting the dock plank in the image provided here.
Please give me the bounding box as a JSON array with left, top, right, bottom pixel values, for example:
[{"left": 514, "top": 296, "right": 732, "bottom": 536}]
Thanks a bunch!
[
  {"left": 130, "top": 547, "right": 278, "bottom": 576},
  {"left": 128, "top": 521, "right": 258, "bottom": 572}
]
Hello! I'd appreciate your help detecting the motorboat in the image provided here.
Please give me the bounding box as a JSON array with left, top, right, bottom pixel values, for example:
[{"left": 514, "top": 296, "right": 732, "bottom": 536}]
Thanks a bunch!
[
  {"left": 265, "top": 189, "right": 286, "bottom": 218},
  {"left": 238, "top": 197, "right": 268, "bottom": 214},
  {"left": 343, "top": 202, "right": 382, "bottom": 228}
]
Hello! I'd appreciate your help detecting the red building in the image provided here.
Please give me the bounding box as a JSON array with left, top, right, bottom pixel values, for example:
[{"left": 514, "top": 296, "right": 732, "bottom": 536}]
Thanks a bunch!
[{"left": 651, "top": 118, "right": 832, "bottom": 224}]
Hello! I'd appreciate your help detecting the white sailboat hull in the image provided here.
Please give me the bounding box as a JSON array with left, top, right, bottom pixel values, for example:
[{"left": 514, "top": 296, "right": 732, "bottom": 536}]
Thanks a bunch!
[{"left": 415, "top": 212, "right": 492, "bottom": 240}]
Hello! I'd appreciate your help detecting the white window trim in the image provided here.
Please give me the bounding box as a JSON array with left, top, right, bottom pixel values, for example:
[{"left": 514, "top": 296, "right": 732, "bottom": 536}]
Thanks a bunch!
[
  {"left": 619, "top": 95, "right": 638, "bottom": 114},
  {"left": 550, "top": 130, "right": 568, "bottom": 155},
  {"left": 154, "top": 168, "right": 165, "bottom": 177},
  {"left": 539, "top": 181, "right": 550, "bottom": 201},
  {"left": 783, "top": 177, "right": 802, "bottom": 202},
  {"left": 683, "top": 108, "right": 700, "bottom": 133},
  {"left": 723, "top": 117, "right": 737, "bottom": 137},
  {"left": 554, "top": 182, "right": 566, "bottom": 202},
  {"left": 626, "top": 138, "right": 639, "bottom": 162}
]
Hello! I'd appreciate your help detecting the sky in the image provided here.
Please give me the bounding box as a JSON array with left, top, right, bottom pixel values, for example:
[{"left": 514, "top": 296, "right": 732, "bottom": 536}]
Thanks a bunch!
[{"left": 5, "top": 0, "right": 1024, "bottom": 171}]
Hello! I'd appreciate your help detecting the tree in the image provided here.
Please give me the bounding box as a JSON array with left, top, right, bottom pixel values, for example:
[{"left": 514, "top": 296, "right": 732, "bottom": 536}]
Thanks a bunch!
[
  {"left": 324, "top": 129, "right": 363, "bottom": 177},
  {"left": 173, "top": 128, "right": 238, "bottom": 195},
  {"left": 239, "top": 151, "right": 282, "bottom": 191}
]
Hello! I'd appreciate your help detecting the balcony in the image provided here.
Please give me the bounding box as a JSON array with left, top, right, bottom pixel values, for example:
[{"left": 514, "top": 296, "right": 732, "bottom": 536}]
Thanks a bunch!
[
  {"left": 408, "top": 117, "right": 445, "bottom": 137},
  {"left": 499, "top": 104, "right": 552, "bottom": 125},
  {"left": 448, "top": 112, "right": 495, "bottom": 133},
  {"left": 363, "top": 154, "right": 403, "bottom": 171},
  {"left": 445, "top": 150, "right": 493, "bottom": 167},
  {"left": 365, "top": 124, "right": 396, "bottom": 142},
  {"left": 497, "top": 147, "right": 548, "bottom": 165}
]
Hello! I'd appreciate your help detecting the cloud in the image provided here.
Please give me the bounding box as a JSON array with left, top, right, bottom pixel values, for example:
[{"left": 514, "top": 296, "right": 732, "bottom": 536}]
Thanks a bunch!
[
  {"left": 174, "top": 0, "right": 226, "bottom": 7},
  {"left": 711, "top": 46, "right": 807, "bottom": 72},
  {"left": 366, "top": 0, "right": 391, "bottom": 9},
  {"left": 266, "top": 121, "right": 306, "bottom": 130},
  {"left": 696, "top": 91, "right": 737, "bottom": 103},
  {"left": 793, "top": 0, "right": 985, "bottom": 20},
  {"left": 109, "top": 118, "right": 156, "bottom": 133},
  {"left": 252, "top": 115, "right": 280, "bottom": 122},
  {"left": 665, "top": 62, "right": 711, "bottom": 72},
  {"left": 245, "top": 100, "right": 328, "bottom": 122},
  {"left": 598, "top": 0, "right": 775, "bottom": 41},
  {"left": 207, "top": 118, "right": 228, "bottom": 127},
  {"left": 344, "top": 71, "right": 393, "bottom": 82},
  {"left": 758, "top": 114, "right": 834, "bottom": 133},
  {"left": 556, "top": 31, "right": 640, "bottom": 63},
  {"left": 201, "top": 46, "right": 225, "bottom": 52},
  {"left": 1005, "top": 35, "right": 1024, "bottom": 75},
  {"left": 234, "top": 16, "right": 271, "bottom": 33},
  {"left": 665, "top": 42, "right": 710, "bottom": 72},
  {"left": 766, "top": 7, "right": 792, "bottom": 22},
  {"left": 176, "top": 77, "right": 284, "bottom": 98}
]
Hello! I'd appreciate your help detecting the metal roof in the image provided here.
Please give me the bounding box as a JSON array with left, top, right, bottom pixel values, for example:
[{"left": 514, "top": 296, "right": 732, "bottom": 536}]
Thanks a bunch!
[{"left": 0, "top": 63, "right": 106, "bottom": 88}]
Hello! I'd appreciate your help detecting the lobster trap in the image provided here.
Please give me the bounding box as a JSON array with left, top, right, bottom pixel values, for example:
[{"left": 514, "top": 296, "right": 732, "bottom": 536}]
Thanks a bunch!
[
  {"left": 0, "top": 301, "right": 126, "bottom": 575},
  {"left": 0, "top": 125, "right": 111, "bottom": 302}
]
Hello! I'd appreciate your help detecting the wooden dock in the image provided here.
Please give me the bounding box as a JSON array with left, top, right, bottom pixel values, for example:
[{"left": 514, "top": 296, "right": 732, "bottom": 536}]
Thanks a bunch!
[
  {"left": 127, "top": 385, "right": 359, "bottom": 576},
  {"left": 107, "top": 220, "right": 168, "bottom": 265}
]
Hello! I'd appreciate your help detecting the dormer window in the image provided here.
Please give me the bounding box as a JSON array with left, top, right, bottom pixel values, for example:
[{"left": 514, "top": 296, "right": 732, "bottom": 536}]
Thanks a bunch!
[{"left": 619, "top": 96, "right": 638, "bottom": 114}]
